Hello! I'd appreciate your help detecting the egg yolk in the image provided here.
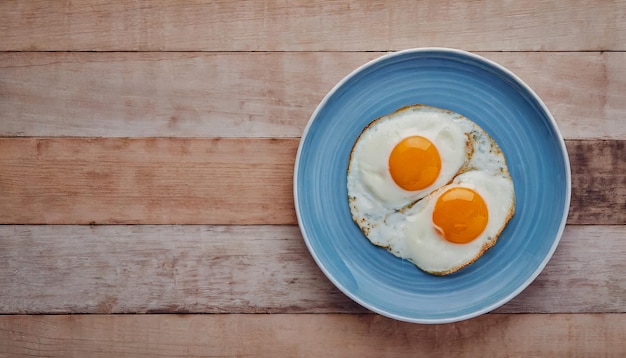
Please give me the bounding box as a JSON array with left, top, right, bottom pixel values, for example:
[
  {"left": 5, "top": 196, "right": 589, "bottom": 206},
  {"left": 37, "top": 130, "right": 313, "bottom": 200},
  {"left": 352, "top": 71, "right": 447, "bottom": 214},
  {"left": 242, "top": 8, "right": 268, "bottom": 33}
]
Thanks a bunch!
[
  {"left": 388, "top": 136, "right": 441, "bottom": 191},
  {"left": 432, "top": 187, "right": 488, "bottom": 244}
]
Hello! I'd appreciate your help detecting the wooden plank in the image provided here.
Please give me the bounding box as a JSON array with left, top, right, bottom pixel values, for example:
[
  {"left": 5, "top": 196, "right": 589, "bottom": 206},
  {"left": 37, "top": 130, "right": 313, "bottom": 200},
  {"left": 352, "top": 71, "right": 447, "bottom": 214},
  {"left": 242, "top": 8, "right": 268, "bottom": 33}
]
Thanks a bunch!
[
  {"left": 0, "top": 138, "right": 623, "bottom": 225},
  {"left": 1, "top": 1, "right": 624, "bottom": 52},
  {"left": 0, "top": 138, "right": 297, "bottom": 225},
  {"left": 0, "top": 225, "right": 623, "bottom": 314},
  {"left": 1, "top": 51, "right": 624, "bottom": 139},
  {"left": 567, "top": 140, "right": 626, "bottom": 225},
  {"left": 0, "top": 225, "right": 350, "bottom": 314},
  {"left": 1, "top": 314, "right": 624, "bottom": 357}
]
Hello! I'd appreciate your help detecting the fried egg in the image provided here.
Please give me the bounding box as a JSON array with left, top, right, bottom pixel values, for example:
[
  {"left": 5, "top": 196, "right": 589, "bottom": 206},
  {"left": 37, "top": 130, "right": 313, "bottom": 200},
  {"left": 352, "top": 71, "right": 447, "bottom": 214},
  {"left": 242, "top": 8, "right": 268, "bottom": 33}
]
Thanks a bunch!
[
  {"left": 347, "top": 105, "right": 470, "bottom": 237},
  {"left": 347, "top": 104, "right": 515, "bottom": 275}
]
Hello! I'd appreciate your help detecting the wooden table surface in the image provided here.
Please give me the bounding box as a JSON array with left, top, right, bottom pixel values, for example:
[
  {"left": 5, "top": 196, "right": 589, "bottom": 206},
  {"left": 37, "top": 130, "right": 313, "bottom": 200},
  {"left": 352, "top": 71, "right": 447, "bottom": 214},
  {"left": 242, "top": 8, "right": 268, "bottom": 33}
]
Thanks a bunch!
[{"left": 1, "top": 1, "right": 625, "bottom": 356}]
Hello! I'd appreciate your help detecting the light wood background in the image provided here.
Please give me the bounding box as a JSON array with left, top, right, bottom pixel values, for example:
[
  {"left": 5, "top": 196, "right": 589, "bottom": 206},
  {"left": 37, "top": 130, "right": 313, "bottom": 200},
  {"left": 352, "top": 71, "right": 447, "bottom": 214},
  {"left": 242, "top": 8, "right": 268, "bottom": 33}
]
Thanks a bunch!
[{"left": 1, "top": 1, "right": 625, "bottom": 356}]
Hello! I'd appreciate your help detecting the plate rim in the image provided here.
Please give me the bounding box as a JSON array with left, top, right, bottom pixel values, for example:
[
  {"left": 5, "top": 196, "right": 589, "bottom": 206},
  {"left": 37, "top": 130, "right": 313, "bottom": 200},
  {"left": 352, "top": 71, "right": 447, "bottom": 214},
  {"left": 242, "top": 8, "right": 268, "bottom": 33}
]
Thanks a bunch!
[{"left": 293, "top": 47, "right": 572, "bottom": 324}]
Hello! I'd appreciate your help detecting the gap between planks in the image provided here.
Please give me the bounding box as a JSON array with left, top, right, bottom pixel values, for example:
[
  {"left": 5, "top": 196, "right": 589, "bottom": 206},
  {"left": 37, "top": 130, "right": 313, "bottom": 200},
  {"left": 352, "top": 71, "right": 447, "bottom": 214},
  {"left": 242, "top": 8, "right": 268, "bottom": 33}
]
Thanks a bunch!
[
  {"left": 0, "top": 225, "right": 624, "bottom": 314},
  {"left": 0, "top": 138, "right": 623, "bottom": 225},
  {"left": 0, "top": 314, "right": 625, "bottom": 357},
  {"left": 1, "top": 51, "right": 624, "bottom": 139}
]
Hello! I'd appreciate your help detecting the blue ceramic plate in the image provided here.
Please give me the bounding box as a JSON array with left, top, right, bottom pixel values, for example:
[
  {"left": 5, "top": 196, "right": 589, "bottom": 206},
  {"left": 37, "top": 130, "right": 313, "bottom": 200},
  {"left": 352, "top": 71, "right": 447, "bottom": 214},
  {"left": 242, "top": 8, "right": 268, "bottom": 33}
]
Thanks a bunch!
[{"left": 294, "top": 48, "right": 571, "bottom": 324}]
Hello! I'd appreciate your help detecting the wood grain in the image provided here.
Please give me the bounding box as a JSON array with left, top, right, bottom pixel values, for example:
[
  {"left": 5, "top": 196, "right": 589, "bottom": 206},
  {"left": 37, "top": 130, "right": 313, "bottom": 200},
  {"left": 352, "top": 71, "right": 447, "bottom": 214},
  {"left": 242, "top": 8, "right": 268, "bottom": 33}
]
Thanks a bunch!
[
  {"left": 568, "top": 140, "right": 626, "bottom": 225},
  {"left": 0, "top": 137, "right": 297, "bottom": 225},
  {"left": 1, "top": 52, "right": 625, "bottom": 139},
  {"left": 1, "top": 314, "right": 624, "bottom": 357},
  {"left": 1, "top": 0, "right": 625, "bottom": 52},
  {"left": 1, "top": 0, "right": 622, "bottom": 355},
  {"left": 0, "top": 138, "right": 623, "bottom": 225},
  {"left": 0, "top": 225, "right": 623, "bottom": 314}
]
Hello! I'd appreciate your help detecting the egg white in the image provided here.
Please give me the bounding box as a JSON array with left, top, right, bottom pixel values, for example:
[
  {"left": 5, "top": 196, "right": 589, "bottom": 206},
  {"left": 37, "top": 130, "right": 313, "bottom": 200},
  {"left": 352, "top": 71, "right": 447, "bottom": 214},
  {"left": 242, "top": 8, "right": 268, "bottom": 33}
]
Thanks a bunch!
[
  {"left": 347, "top": 104, "right": 516, "bottom": 275},
  {"left": 374, "top": 171, "right": 515, "bottom": 275},
  {"left": 347, "top": 105, "right": 469, "bottom": 238}
]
